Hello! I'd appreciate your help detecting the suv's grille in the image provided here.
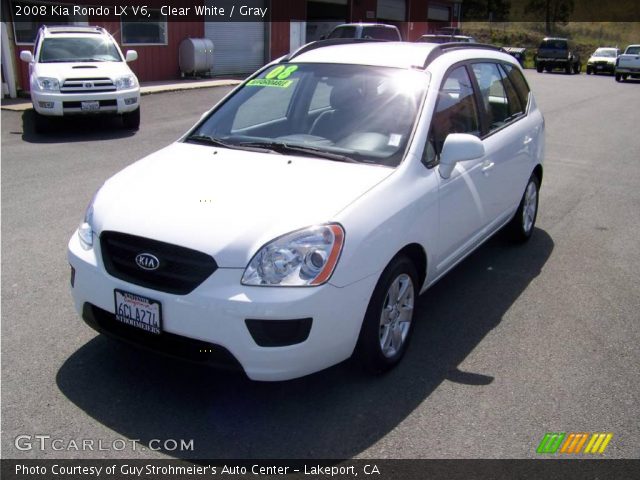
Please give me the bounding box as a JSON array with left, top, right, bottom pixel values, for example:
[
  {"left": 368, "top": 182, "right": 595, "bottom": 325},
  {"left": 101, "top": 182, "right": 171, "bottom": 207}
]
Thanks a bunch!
[
  {"left": 61, "top": 77, "right": 116, "bottom": 94},
  {"left": 100, "top": 231, "right": 217, "bottom": 295}
]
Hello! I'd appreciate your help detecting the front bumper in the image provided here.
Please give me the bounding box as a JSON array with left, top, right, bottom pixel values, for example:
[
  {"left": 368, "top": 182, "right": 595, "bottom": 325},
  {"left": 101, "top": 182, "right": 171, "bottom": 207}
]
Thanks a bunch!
[
  {"left": 31, "top": 88, "right": 140, "bottom": 116},
  {"left": 68, "top": 232, "right": 377, "bottom": 381},
  {"left": 588, "top": 62, "right": 615, "bottom": 73}
]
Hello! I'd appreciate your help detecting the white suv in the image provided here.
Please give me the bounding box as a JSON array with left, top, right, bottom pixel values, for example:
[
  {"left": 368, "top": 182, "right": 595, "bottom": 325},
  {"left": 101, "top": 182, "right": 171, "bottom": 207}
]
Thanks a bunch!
[
  {"left": 20, "top": 26, "right": 140, "bottom": 132},
  {"left": 68, "top": 40, "right": 544, "bottom": 381}
]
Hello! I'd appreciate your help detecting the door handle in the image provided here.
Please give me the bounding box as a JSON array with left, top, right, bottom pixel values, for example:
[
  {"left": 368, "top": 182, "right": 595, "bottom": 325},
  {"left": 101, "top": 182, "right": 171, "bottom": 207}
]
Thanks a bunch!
[{"left": 482, "top": 160, "right": 495, "bottom": 172}]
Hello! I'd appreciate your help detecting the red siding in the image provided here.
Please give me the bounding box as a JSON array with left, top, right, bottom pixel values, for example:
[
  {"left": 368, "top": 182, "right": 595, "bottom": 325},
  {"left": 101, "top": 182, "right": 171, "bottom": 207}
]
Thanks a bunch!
[{"left": 269, "top": 1, "right": 306, "bottom": 60}]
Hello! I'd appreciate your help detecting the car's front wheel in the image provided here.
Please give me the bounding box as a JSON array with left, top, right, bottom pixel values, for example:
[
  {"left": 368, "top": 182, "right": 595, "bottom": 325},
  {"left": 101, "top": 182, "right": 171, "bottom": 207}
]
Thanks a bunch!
[
  {"left": 356, "top": 255, "right": 418, "bottom": 373},
  {"left": 615, "top": 73, "right": 622, "bottom": 82},
  {"left": 508, "top": 174, "right": 540, "bottom": 242},
  {"left": 122, "top": 107, "right": 140, "bottom": 130}
]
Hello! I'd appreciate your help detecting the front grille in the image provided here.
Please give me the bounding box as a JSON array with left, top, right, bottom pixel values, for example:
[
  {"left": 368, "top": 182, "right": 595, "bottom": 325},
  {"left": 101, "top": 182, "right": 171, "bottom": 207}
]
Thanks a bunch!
[
  {"left": 100, "top": 231, "right": 217, "bottom": 295},
  {"left": 61, "top": 77, "right": 116, "bottom": 94}
]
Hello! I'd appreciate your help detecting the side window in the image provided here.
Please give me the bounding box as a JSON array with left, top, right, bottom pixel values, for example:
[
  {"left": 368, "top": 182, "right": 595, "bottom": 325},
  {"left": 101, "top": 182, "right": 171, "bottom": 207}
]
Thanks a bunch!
[
  {"left": 501, "top": 63, "right": 530, "bottom": 110},
  {"left": 232, "top": 79, "right": 299, "bottom": 131},
  {"left": 426, "top": 65, "right": 480, "bottom": 164},
  {"left": 308, "top": 79, "right": 332, "bottom": 112},
  {"left": 471, "top": 62, "right": 513, "bottom": 132},
  {"left": 498, "top": 65, "right": 523, "bottom": 117}
]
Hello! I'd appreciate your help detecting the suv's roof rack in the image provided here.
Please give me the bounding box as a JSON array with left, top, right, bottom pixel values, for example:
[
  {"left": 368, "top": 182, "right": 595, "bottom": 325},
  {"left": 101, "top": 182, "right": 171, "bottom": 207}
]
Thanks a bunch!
[
  {"left": 423, "top": 42, "right": 505, "bottom": 68},
  {"left": 283, "top": 38, "right": 390, "bottom": 62}
]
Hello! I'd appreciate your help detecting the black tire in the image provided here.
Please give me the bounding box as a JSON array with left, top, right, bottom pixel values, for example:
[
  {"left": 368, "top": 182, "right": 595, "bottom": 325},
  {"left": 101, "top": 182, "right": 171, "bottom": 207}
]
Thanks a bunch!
[
  {"left": 565, "top": 63, "right": 572, "bottom": 74},
  {"left": 586, "top": 67, "right": 591, "bottom": 75},
  {"left": 507, "top": 174, "right": 540, "bottom": 243},
  {"left": 355, "top": 255, "right": 418, "bottom": 373},
  {"left": 122, "top": 108, "right": 140, "bottom": 130},
  {"left": 33, "top": 111, "right": 49, "bottom": 134},
  {"left": 536, "top": 63, "right": 543, "bottom": 73},
  {"left": 615, "top": 73, "right": 622, "bottom": 82},
  {"left": 573, "top": 62, "right": 581, "bottom": 74}
]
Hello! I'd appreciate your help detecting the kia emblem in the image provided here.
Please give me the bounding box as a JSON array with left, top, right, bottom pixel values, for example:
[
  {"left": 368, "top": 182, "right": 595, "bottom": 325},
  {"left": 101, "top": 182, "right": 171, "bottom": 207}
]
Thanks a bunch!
[{"left": 135, "top": 253, "right": 160, "bottom": 270}]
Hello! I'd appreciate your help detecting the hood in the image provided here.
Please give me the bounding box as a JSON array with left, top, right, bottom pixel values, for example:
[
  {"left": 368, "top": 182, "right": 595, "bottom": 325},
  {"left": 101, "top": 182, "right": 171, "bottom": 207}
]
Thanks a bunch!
[
  {"left": 34, "top": 61, "right": 134, "bottom": 80},
  {"left": 589, "top": 55, "right": 616, "bottom": 62},
  {"left": 92, "top": 142, "right": 393, "bottom": 267}
]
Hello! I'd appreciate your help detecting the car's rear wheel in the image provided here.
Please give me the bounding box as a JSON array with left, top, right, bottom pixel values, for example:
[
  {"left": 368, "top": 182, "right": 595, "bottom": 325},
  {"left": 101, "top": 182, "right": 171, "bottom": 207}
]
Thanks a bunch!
[
  {"left": 507, "top": 174, "right": 540, "bottom": 243},
  {"left": 356, "top": 255, "right": 418, "bottom": 373},
  {"left": 122, "top": 108, "right": 140, "bottom": 130}
]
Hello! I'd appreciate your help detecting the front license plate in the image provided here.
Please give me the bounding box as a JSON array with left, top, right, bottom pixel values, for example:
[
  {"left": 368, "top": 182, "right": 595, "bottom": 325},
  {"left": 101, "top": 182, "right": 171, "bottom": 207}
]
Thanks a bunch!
[
  {"left": 597, "top": 65, "right": 603, "bottom": 69},
  {"left": 81, "top": 101, "right": 100, "bottom": 111},
  {"left": 114, "top": 290, "right": 162, "bottom": 335}
]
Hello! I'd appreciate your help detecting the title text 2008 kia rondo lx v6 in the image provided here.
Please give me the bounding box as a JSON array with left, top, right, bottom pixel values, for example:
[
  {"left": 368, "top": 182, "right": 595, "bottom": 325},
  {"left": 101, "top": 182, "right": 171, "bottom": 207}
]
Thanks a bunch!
[{"left": 68, "top": 41, "right": 544, "bottom": 381}]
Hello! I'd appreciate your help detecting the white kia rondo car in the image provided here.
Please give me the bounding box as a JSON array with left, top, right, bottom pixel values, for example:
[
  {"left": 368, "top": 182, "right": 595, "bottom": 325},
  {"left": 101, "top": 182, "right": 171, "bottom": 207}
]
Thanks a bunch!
[
  {"left": 20, "top": 25, "right": 140, "bottom": 132},
  {"left": 68, "top": 40, "right": 544, "bottom": 381}
]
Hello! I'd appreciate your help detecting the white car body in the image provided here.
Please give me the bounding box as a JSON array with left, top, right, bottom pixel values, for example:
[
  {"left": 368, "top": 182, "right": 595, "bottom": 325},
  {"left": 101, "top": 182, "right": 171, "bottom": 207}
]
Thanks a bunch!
[
  {"left": 21, "top": 26, "right": 140, "bottom": 117},
  {"left": 68, "top": 41, "right": 545, "bottom": 381}
]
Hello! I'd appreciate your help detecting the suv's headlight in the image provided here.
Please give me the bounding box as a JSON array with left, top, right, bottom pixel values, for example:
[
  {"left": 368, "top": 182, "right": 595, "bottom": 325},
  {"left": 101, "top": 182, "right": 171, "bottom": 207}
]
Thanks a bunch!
[
  {"left": 242, "top": 224, "right": 345, "bottom": 286},
  {"left": 115, "top": 75, "right": 137, "bottom": 90},
  {"left": 36, "top": 77, "right": 59, "bottom": 91},
  {"left": 77, "top": 191, "right": 98, "bottom": 250}
]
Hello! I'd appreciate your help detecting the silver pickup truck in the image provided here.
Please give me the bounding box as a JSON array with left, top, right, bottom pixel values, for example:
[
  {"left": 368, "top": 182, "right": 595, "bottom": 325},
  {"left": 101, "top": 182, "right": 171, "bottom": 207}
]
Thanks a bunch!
[{"left": 615, "top": 45, "right": 640, "bottom": 82}]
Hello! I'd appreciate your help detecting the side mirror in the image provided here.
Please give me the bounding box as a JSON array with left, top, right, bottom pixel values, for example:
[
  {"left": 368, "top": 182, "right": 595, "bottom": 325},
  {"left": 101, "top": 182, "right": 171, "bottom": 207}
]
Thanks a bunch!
[
  {"left": 439, "top": 133, "right": 485, "bottom": 179},
  {"left": 20, "top": 50, "right": 34, "bottom": 63},
  {"left": 125, "top": 50, "right": 138, "bottom": 62}
]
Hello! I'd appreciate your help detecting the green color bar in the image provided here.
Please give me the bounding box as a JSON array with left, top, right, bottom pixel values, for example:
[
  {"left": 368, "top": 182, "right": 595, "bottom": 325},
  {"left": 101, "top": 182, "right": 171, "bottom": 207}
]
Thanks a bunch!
[{"left": 537, "top": 433, "right": 566, "bottom": 454}]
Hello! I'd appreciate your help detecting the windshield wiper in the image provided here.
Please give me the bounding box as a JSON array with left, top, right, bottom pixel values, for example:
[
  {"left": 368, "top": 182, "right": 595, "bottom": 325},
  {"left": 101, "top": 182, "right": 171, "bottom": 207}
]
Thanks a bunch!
[
  {"left": 238, "top": 141, "right": 360, "bottom": 164},
  {"left": 185, "top": 134, "right": 278, "bottom": 153}
]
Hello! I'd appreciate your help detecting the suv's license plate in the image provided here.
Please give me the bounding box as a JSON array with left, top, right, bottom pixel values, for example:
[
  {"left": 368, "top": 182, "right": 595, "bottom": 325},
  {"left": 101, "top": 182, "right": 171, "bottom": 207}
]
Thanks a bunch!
[
  {"left": 114, "top": 290, "right": 162, "bottom": 335},
  {"left": 81, "top": 101, "right": 100, "bottom": 111}
]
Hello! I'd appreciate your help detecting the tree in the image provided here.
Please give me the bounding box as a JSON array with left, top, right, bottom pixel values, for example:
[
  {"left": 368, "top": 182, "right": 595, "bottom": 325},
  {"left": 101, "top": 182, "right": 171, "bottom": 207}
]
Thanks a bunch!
[
  {"left": 462, "top": 0, "right": 511, "bottom": 22},
  {"left": 525, "top": 0, "right": 575, "bottom": 35}
]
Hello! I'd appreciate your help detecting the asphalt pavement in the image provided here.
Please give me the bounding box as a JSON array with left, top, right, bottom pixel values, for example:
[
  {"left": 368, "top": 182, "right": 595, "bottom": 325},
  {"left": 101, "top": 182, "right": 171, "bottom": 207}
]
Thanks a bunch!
[{"left": 1, "top": 72, "right": 639, "bottom": 460}]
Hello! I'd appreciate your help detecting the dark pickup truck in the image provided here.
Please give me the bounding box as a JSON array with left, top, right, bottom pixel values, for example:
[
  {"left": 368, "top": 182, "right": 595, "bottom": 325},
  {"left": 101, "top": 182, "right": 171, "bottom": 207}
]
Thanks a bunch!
[{"left": 536, "top": 37, "right": 581, "bottom": 74}]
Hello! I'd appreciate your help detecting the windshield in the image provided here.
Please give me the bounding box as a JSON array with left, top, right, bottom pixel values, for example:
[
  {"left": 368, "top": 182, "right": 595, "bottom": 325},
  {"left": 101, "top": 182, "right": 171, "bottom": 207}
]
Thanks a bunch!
[
  {"left": 594, "top": 48, "right": 617, "bottom": 57},
  {"left": 39, "top": 37, "right": 122, "bottom": 63},
  {"left": 539, "top": 40, "right": 567, "bottom": 50},
  {"left": 188, "top": 63, "right": 428, "bottom": 167}
]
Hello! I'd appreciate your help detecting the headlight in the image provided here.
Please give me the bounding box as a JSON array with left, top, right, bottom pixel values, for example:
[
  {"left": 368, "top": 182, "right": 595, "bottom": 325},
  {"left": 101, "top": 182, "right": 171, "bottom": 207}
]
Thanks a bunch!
[
  {"left": 242, "top": 224, "right": 345, "bottom": 286},
  {"left": 77, "top": 191, "right": 98, "bottom": 250},
  {"left": 115, "top": 75, "right": 137, "bottom": 90},
  {"left": 36, "top": 77, "right": 59, "bottom": 91}
]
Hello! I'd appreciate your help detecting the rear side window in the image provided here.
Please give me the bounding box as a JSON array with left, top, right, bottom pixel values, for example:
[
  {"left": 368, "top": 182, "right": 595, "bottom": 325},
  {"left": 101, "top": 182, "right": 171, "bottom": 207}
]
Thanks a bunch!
[
  {"left": 471, "top": 62, "right": 520, "bottom": 132},
  {"left": 362, "top": 27, "right": 399, "bottom": 40},
  {"left": 328, "top": 27, "right": 357, "bottom": 39},
  {"left": 501, "top": 63, "right": 530, "bottom": 109}
]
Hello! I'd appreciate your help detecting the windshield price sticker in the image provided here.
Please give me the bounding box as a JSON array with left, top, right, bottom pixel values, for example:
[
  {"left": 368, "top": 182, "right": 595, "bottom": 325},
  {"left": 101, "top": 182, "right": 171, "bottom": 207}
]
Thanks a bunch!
[
  {"left": 247, "top": 65, "right": 299, "bottom": 87},
  {"left": 247, "top": 78, "right": 293, "bottom": 88}
]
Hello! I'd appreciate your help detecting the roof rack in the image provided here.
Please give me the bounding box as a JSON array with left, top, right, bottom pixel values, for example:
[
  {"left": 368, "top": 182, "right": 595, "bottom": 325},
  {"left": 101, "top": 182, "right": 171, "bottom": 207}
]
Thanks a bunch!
[
  {"left": 283, "top": 38, "right": 390, "bottom": 62},
  {"left": 422, "top": 42, "right": 505, "bottom": 69}
]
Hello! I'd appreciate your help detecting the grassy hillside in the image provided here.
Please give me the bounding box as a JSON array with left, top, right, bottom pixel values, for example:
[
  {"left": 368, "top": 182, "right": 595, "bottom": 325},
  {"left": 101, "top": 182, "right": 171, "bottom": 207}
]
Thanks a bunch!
[{"left": 463, "top": 22, "right": 640, "bottom": 68}]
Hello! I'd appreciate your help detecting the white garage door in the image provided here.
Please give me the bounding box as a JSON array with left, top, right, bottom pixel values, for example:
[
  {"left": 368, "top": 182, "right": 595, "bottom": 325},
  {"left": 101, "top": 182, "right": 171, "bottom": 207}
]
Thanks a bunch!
[
  {"left": 204, "top": 0, "right": 266, "bottom": 75},
  {"left": 377, "top": 0, "right": 406, "bottom": 21}
]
